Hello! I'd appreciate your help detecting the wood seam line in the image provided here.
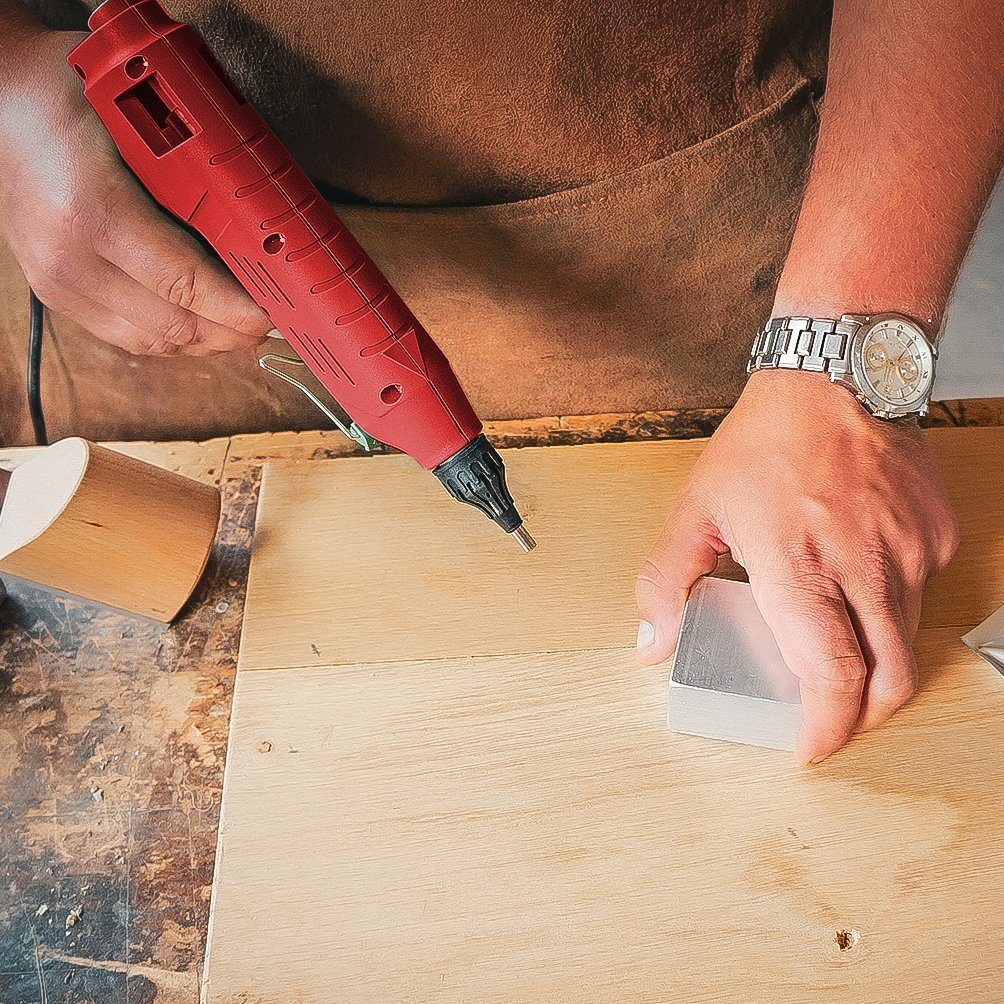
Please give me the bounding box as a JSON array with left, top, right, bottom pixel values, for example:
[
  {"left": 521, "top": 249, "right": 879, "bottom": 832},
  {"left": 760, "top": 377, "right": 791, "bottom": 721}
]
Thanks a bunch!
[{"left": 235, "top": 623, "right": 977, "bottom": 676}]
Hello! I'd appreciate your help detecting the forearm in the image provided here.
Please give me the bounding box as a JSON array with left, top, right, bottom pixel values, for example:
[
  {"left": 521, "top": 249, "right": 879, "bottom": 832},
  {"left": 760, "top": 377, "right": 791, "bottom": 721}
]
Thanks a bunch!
[
  {"left": 0, "top": 3, "right": 46, "bottom": 84},
  {"left": 774, "top": 0, "right": 1004, "bottom": 328}
]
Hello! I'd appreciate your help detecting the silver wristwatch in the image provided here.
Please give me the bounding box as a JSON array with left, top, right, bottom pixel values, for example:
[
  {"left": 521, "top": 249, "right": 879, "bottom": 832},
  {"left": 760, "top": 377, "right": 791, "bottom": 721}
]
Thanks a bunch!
[{"left": 747, "top": 313, "right": 937, "bottom": 419}]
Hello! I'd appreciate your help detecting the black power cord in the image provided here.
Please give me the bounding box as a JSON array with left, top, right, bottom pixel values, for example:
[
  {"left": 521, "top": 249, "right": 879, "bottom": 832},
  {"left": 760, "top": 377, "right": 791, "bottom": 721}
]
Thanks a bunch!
[{"left": 27, "top": 288, "right": 48, "bottom": 446}]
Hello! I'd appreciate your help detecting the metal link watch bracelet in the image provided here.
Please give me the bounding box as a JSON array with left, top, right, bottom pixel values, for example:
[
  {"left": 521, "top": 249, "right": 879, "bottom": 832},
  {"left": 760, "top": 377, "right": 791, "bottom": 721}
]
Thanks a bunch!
[{"left": 747, "top": 312, "right": 938, "bottom": 420}]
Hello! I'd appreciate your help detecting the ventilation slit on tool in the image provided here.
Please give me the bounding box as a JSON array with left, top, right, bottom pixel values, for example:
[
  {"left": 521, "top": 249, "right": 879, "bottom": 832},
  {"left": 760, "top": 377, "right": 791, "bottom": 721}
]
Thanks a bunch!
[{"left": 114, "top": 74, "right": 194, "bottom": 155}]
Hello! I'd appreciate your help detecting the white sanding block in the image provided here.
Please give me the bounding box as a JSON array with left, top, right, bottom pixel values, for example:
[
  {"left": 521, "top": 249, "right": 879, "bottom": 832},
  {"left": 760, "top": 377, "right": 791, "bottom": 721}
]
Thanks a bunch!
[{"left": 668, "top": 576, "right": 802, "bottom": 750}]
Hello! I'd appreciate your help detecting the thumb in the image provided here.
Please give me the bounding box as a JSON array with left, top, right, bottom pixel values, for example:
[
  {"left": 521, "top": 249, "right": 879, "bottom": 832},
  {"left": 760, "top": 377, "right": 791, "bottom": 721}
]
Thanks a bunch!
[{"left": 635, "top": 503, "right": 724, "bottom": 665}]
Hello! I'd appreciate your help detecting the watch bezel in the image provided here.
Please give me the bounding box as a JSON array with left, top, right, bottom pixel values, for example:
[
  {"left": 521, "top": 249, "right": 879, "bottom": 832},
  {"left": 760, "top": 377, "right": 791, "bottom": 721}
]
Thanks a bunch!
[{"left": 846, "top": 313, "right": 937, "bottom": 419}]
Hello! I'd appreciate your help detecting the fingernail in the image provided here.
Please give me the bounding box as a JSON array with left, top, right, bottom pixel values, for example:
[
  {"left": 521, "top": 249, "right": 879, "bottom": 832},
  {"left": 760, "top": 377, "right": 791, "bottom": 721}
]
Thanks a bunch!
[
  {"left": 265, "top": 328, "right": 283, "bottom": 339},
  {"left": 636, "top": 620, "right": 655, "bottom": 651},
  {"left": 809, "top": 755, "right": 827, "bottom": 765}
]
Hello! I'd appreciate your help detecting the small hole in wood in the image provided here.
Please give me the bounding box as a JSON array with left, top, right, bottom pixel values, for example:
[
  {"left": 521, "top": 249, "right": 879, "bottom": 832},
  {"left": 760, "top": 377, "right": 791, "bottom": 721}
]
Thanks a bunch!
[{"left": 835, "top": 929, "right": 860, "bottom": 951}]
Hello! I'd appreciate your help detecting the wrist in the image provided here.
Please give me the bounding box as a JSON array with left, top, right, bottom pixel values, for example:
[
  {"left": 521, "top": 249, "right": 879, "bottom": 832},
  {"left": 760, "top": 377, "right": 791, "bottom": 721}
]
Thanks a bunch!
[
  {"left": 748, "top": 310, "right": 937, "bottom": 421},
  {"left": 744, "top": 366, "right": 862, "bottom": 414},
  {"left": 770, "top": 290, "right": 942, "bottom": 337},
  {"left": 742, "top": 368, "right": 924, "bottom": 442}
]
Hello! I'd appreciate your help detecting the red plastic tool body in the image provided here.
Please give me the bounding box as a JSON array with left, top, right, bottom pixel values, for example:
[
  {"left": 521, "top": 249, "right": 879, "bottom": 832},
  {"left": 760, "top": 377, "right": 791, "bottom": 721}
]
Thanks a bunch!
[{"left": 68, "top": 0, "right": 482, "bottom": 469}]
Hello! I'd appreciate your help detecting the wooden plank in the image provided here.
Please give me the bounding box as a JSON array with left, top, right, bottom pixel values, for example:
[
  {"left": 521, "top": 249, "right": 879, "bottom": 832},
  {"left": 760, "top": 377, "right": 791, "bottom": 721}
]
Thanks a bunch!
[
  {"left": 204, "top": 425, "right": 1004, "bottom": 1001},
  {"left": 0, "top": 436, "right": 231, "bottom": 486},
  {"left": 238, "top": 427, "right": 1004, "bottom": 670},
  {"left": 204, "top": 629, "right": 1004, "bottom": 1002}
]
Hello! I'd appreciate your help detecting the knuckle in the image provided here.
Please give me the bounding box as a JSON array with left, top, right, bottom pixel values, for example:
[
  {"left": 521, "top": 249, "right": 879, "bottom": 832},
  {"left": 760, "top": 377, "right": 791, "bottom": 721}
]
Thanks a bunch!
[
  {"left": 783, "top": 565, "right": 842, "bottom": 607},
  {"left": 33, "top": 245, "right": 80, "bottom": 288},
  {"left": 780, "top": 537, "right": 828, "bottom": 584},
  {"left": 64, "top": 175, "right": 132, "bottom": 239},
  {"left": 81, "top": 204, "right": 114, "bottom": 252},
  {"left": 637, "top": 557, "right": 672, "bottom": 595},
  {"left": 855, "top": 546, "right": 899, "bottom": 598},
  {"left": 811, "top": 652, "right": 868, "bottom": 690},
  {"left": 897, "top": 544, "right": 929, "bottom": 592},
  {"left": 936, "top": 513, "right": 961, "bottom": 570},
  {"left": 161, "top": 268, "right": 201, "bottom": 311},
  {"left": 61, "top": 191, "right": 91, "bottom": 235},
  {"left": 159, "top": 310, "right": 200, "bottom": 349},
  {"left": 871, "top": 673, "right": 917, "bottom": 710},
  {"left": 63, "top": 190, "right": 109, "bottom": 246},
  {"left": 796, "top": 495, "right": 834, "bottom": 528}
]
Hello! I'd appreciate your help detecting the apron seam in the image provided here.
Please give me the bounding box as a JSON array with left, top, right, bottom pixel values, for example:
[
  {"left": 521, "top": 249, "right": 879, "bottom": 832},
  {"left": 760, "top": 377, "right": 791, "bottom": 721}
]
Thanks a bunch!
[{"left": 336, "top": 78, "right": 815, "bottom": 228}]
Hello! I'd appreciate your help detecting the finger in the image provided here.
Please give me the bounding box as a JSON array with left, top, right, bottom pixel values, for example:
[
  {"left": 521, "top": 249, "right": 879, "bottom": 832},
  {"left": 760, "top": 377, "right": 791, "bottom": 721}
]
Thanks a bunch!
[
  {"left": 751, "top": 575, "right": 867, "bottom": 765},
  {"left": 86, "top": 258, "right": 262, "bottom": 354},
  {"left": 35, "top": 282, "right": 217, "bottom": 356},
  {"left": 97, "top": 198, "right": 272, "bottom": 339},
  {"left": 636, "top": 504, "right": 724, "bottom": 665},
  {"left": 850, "top": 592, "right": 919, "bottom": 734}
]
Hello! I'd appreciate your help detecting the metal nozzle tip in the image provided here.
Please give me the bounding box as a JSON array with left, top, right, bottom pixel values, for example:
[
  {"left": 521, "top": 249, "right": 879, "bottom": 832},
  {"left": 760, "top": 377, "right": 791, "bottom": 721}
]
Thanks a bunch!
[{"left": 510, "top": 525, "right": 537, "bottom": 552}]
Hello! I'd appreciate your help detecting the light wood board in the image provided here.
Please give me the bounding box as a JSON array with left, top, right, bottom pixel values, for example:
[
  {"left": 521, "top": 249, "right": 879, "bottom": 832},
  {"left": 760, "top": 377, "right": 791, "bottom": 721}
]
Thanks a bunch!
[
  {"left": 237, "top": 427, "right": 1004, "bottom": 670},
  {"left": 206, "top": 427, "right": 1004, "bottom": 1003}
]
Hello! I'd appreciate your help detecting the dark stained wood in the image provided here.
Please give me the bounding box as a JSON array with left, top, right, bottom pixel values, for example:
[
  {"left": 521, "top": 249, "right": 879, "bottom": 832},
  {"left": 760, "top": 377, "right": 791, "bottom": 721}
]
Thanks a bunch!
[{"left": 0, "top": 400, "right": 1000, "bottom": 1001}]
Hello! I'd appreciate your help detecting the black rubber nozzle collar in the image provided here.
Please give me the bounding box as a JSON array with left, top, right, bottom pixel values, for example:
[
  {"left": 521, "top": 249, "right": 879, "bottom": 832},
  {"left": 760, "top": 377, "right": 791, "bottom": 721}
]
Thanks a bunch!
[{"left": 433, "top": 435, "right": 523, "bottom": 533}]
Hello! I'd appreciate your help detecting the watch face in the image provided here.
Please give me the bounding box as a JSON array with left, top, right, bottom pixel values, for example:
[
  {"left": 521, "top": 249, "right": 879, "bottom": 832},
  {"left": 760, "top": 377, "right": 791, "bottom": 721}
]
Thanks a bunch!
[{"left": 851, "top": 315, "right": 935, "bottom": 414}]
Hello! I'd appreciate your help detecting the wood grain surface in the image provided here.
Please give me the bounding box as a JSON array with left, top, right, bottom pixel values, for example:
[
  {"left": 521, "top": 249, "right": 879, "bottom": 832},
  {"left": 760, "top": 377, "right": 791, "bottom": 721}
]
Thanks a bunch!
[
  {"left": 0, "top": 440, "right": 221, "bottom": 621},
  {"left": 205, "top": 426, "right": 1004, "bottom": 1003},
  {"left": 0, "top": 413, "right": 748, "bottom": 1001},
  {"left": 0, "top": 414, "right": 999, "bottom": 1003},
  {"left": 238, "top": 427, "right": 1004, "bottom": 670}
]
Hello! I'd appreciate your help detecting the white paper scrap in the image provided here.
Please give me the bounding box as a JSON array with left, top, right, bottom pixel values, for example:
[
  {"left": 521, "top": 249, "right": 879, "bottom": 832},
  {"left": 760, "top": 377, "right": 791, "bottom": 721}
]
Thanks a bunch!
[{"left": 963, "top": 604, "right": 1004, "bottom": 675}]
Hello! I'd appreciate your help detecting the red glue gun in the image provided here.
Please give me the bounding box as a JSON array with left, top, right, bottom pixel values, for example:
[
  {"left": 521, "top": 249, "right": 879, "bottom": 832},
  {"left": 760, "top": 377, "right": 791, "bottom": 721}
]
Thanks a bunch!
[{"left": 68, "top": 0, "right": 534, "bottom": 550}]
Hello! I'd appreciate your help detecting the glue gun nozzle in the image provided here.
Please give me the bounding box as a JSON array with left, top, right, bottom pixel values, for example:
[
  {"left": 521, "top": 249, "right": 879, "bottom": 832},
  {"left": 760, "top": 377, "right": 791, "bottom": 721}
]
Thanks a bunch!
[
  {"left": 433, "top": 435, "right": 537, "bottom": 553},
  {"left": 510, "top": 525, "right": 536, "bottom": 552}
]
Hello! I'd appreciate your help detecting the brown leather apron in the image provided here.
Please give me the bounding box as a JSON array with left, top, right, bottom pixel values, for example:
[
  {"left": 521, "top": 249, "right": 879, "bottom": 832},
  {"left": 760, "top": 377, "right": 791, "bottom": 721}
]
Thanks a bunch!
[{"left": 0, "top": 0, "right": 827, "bottom": 443}]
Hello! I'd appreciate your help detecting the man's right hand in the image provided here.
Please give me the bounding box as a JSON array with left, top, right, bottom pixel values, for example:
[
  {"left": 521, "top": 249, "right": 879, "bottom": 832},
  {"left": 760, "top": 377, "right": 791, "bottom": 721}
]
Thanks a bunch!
[{"left": 0, "top": 29, "right": 271, "bottom": 356}]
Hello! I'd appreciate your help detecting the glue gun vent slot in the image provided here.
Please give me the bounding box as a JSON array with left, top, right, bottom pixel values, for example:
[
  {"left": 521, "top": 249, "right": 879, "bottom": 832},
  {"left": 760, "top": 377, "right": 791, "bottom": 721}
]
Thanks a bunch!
[{"left": 115, "top": 74, "right": 194, "bottom": 156}]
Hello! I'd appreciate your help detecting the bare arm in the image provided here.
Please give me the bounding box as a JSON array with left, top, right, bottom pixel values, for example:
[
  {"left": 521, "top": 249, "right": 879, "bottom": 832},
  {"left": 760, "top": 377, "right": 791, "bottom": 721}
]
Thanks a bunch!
[
  {"left": 775, "top": 0, "right": 1004, "bottom": 325},
  {"left": 638, "top": 0, "right": 1002, "bottom": 763}
]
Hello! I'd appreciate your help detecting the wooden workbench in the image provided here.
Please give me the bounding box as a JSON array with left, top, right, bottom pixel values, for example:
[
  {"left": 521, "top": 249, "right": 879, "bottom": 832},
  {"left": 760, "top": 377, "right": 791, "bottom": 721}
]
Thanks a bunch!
[{"left": 0, "top": 399, "right": 1000, "bottom": 1003}]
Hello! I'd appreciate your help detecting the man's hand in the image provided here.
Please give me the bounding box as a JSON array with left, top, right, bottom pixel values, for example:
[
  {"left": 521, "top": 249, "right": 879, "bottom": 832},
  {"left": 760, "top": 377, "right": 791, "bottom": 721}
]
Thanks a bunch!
[
  {"left": 0, "top": 30, "right": 271, "bottom": 356},
  {"left": 636, "top": 370, "right": 959, "bottom": 764}
]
